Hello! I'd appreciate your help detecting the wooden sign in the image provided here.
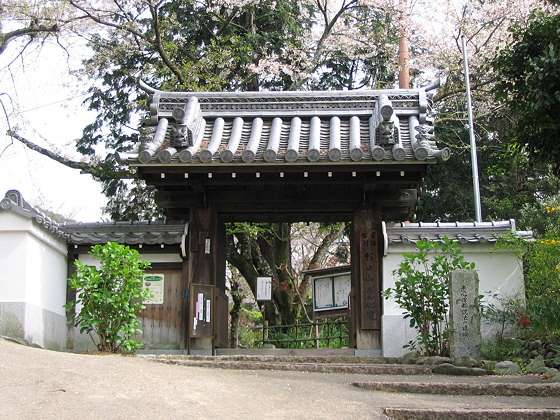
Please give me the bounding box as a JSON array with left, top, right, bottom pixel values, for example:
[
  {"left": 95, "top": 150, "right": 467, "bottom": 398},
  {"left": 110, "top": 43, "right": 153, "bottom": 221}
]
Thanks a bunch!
[
  {"left": 256, "top": 276, "right": 272, "bottom": 301},
  {"left": 359, "top": 230, "right": 380, "bottom": 330}
]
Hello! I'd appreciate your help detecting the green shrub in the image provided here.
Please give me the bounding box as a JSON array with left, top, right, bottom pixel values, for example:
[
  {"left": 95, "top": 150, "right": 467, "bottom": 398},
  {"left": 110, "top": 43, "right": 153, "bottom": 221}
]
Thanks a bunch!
[
  {"left": 383, "top": 237, "right": 475, "bottom": 357},
  {"left": 481, "top": 293, "right": 527, "bottom": 341},
  {"left": 523, "top": 205, "right": 560, "bottom": 336},
  {"left": 480, "top": 337, "right": 523, "bottom": 361},
  {"left": 65, "top": 242, "right": 151, "bottom": 353}
]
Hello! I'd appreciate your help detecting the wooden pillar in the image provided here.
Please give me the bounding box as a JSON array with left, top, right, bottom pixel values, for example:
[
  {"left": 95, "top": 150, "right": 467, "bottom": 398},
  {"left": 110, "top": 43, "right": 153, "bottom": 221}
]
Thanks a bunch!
[
  {"left": 350, "top": 207, "right": 383, "bottom": 352},
  {"left": 188, "top": 205, "right": 218, "bottom": 286},
  {"left": 179, "top": 258, "right": 189, "bottom": 350},
  {"left": 188, "top": 205, "right": 218, "bottom": 352},
  {"left": 214, "top": 219, "right": 229, "bottom": 348}
]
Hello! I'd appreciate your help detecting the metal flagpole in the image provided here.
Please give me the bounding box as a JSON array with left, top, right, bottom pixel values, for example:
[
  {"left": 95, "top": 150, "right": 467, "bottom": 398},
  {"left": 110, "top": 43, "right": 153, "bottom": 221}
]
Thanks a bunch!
[{"left": 462, "top": 35, "right": 482, "bottom": 222}]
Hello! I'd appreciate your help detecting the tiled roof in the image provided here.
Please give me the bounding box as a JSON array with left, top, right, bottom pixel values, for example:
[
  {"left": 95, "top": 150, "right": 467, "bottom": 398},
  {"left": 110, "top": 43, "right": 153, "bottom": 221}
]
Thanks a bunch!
[
  {"left": 2, "top": 190, "right": 531, "bottom": 249},
  {"left": 0, "top": 190, "right": 66, "bottom": 239},
  {"left": 60, "top": 221, "right": 185, "bottom": 246},
  {"left": 0, "top": 190, "right": 185, "bottom": 246},
  {"left": 384, "top": 220, "right": 533, "bottom": 245},
  {"left": 118, "top": 87, "right": 450, "bottom": 168}
]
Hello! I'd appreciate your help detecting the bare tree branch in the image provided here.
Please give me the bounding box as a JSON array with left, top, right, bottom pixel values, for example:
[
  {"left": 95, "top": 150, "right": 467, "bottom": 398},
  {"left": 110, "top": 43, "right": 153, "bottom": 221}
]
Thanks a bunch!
[
  {"left": 0, "top": 23, "right": 59, "bottom": 55},
  {"left": 68, "top": 0, "right": 147, "bottom": 40},
  {"left": 7, "top": 130, "right": 134, "bottom": 180},
  {"left": 433, "top": 77, "right": 498, "bottom": 104}
]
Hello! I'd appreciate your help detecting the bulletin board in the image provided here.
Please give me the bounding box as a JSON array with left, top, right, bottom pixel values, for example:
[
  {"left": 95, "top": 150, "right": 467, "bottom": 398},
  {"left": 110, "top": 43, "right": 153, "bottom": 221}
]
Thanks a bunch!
[
  {"left": 189, "top": 284, "right": 214, "bottom": 338},
  {"left": 313, "top": 272, "right": 351, "bottom": 312}
]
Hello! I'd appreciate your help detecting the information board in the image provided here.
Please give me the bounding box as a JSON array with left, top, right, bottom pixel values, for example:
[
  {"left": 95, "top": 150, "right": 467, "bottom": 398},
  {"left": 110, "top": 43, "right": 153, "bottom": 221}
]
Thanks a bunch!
[
  {"left": 256, "top": 277, "right": 272, "bottom": 301},
  {"left": 313, "top": 272, "right": 351, "bottom": 312},
  {"left": 142, "top": 274, "right": 165, "bottom": 304},
  {"left": 333, "top": 274, "right": 351, "bottom": 307},
  {"left": 314, "top": 277, "right": 333, "bottom": 309}
]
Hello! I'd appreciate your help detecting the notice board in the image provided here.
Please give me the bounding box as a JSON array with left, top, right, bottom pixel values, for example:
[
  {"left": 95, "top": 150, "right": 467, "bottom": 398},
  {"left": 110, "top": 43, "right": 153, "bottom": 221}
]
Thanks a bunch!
[
  {"left": 313, "top": 272, "right": 351, "bottom": 312},
  {"left": 142, "top": 273, "right": 165, "bottom": 304},
  {"left": 189, "top": 284, "right": 214, "bottom": 338}
]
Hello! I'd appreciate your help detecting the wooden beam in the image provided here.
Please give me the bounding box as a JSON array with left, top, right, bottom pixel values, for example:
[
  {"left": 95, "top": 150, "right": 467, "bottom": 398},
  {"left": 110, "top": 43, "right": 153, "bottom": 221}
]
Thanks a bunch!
[{"left": 155, "top": 188, "right": 417, "bottom": 208}]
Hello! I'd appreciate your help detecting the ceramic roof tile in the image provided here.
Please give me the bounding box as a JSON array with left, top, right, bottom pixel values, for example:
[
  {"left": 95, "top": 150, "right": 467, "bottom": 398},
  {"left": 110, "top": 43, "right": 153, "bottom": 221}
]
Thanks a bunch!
[
  {"left": 0, "top": 190, "right": 66, "bottom": 239},
  {"left": 384, "top": 220, "right": 533, "bottom": 245},
  {"left": 60, "top": 221, "right": 186, "bottom": 245},
  {"left": 118, "top": 87, "right": 450, "bottom": 168}
]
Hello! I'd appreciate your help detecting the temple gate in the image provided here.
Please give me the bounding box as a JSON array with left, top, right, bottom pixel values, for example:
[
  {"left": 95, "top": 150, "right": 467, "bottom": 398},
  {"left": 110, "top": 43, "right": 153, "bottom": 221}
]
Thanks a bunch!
[{"left": 118, "top": 86, "right": 449, "bottom": 353}]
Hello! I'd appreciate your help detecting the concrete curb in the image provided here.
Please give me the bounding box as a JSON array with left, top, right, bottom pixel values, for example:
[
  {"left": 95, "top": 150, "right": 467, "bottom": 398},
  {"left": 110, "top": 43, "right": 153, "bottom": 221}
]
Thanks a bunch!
[
  {"left": 353, "top": 381, "right": 560, "bottom": 397},
  {"left": 383, "top": 408, "right": 560, "bottom": 419}
]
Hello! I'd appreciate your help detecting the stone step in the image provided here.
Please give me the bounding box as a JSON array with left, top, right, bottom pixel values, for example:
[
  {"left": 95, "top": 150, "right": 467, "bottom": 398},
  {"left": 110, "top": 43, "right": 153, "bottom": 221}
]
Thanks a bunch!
[
  {"left": 154, "top": 356, "right": 434, "bottom": 375},
  {"left": 353, "top": 381, "right": 560, "bottom": 397},
  {"left": 383, "top": 408, "right": 560, "bottom": 419},
  {"left": 160, "top": 354, "right": 396, "bottom": 364}
]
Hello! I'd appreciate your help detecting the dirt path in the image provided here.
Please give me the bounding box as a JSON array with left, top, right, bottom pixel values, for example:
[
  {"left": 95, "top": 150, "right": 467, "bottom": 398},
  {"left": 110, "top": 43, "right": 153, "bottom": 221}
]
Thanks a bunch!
[{"left": 1, "top": 338, "right": 558, "bottom": 419}]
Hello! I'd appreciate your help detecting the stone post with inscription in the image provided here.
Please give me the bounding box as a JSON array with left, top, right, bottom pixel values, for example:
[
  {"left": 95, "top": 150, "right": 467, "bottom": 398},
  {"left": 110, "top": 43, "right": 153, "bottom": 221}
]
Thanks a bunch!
[{"left": 449, "top": 270, "right": 481, "bottom": 365}]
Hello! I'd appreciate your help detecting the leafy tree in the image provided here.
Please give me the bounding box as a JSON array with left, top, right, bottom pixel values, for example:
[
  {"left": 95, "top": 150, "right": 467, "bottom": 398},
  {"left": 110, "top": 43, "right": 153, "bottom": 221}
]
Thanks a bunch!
[
  {"left": 416, "top": 2, "right": 560, "bottom": 226},
  {"left": 416, "top": 106, "right": 560, "bottom": 230},
  {"left": 491, "top": 10, "right": 560, "bottom": 174},
  {"left": 65, "top": 242, "right": 151, "bottom": 353}
]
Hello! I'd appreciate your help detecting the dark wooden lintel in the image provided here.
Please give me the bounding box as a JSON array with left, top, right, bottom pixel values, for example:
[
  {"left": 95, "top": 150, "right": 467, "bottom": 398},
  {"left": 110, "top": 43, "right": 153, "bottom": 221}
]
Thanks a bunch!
[
  {"left": 137, "top": 163, "right": 428, "bottom": 176},
  {"left": 154, "top": 188, "right": 417, "bottom": 209}
]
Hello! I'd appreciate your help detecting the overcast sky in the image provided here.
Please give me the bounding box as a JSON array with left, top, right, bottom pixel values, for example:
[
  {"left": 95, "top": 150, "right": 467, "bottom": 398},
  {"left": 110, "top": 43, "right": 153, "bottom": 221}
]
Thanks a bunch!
[{"left": 0, "top": 39, "right": 107, "bottom": 222}]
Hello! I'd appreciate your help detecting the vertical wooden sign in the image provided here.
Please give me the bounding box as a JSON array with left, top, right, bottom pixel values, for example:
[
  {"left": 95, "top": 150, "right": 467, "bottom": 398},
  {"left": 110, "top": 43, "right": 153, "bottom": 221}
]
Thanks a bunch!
[{"left": 359, "top": 230, "right": 380, "bottom": 330}]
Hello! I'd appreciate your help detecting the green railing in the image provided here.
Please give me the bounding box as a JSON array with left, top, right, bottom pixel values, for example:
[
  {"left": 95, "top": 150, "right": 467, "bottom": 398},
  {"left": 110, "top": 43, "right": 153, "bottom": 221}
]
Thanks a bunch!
[{"left": 252, "top": 318, "right": 349, "bottom": 349}]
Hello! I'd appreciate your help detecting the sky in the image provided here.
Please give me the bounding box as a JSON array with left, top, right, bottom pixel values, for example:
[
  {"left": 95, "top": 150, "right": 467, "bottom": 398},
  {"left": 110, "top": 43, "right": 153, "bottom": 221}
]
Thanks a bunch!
[{"left": 0, "top": 39, "right": 107, "bottom": 222}]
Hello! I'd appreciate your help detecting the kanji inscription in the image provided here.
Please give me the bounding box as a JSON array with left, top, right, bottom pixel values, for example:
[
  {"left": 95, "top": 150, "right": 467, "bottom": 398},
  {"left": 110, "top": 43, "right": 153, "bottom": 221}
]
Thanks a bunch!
[{"left": 359, "top": 230, "right": 380, "bottom": 330}]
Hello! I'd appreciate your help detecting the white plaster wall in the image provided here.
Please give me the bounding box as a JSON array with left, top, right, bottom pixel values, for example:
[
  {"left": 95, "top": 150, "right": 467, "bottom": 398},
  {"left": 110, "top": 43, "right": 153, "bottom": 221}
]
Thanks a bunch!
[
  {"left": 381, "top": 243, "right": 525, "bottom": 357},
  {"left": 0, "top": 211, "right": 68, "bottom": 349},
  {"left": 0, "top": 213, "right": 33, "bottom": 301}
]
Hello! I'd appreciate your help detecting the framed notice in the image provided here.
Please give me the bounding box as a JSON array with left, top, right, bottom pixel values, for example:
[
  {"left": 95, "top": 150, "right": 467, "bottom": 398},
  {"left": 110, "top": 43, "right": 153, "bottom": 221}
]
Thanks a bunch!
[
  {"left": 142, "top": 274, "right": 164, "bottom": 304},
  {"left": 313, "top": 272, "right": 351, "bottom": 312},
  {"left": 314, "top": 277, "right": 333, "bottom": 309},
  {"left": 256, "top": 277, "right": 272, "bottom": 301},
  {"left": 333, "top": 274, "right": 351, "bottom": 307}
]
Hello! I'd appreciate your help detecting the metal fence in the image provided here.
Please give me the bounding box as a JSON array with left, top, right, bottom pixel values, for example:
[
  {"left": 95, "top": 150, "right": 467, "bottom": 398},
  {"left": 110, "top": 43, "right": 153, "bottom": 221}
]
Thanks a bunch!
[{"left": 251, "top": 318, "right": 349, "bottom": 349}]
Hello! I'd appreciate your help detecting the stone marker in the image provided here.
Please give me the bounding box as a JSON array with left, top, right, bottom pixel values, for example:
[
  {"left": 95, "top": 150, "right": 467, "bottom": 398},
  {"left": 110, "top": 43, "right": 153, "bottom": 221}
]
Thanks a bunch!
[{"left": 449, "top": 270, "right": 481, "bottom": 364}]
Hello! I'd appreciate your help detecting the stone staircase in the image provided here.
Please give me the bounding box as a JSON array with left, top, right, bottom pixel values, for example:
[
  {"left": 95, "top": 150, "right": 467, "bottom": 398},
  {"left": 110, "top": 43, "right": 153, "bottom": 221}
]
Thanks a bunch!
[
  {"left": 151, "top": 353, "right": 560, "bottom": 419},
  {"left": 154, "top": 354, "right": 433, "bottom": 375}
]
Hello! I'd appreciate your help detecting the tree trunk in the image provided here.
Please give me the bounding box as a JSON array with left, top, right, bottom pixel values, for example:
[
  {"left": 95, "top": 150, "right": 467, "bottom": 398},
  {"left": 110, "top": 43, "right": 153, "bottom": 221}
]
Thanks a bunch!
[
  {"left": 228, "top": 277, "right": 243, "bottom": 348},
  {"left": 398, "top": 0, "right": 410, "bottom": 89}
]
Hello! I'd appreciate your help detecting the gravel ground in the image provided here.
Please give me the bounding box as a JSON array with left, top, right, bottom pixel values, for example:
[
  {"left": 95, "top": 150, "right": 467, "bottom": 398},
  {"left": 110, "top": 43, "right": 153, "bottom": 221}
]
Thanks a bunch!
[{"left": 1, "top": 338, "right": 559, "bottom": 420}]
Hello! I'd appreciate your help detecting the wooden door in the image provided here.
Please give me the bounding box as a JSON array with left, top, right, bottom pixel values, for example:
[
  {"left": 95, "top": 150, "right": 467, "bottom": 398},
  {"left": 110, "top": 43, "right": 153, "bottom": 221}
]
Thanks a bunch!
[{"left": 137, "top": 269, "right": 183, "bottom": 350}]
